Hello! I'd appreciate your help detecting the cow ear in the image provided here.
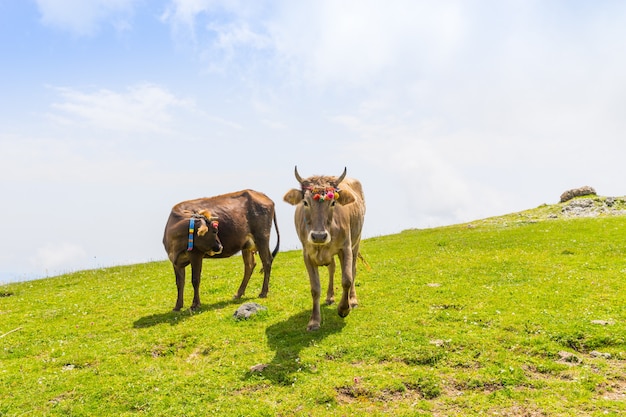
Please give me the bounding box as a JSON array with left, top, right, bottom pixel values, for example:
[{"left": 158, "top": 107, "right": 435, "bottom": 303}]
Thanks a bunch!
[
  {"left": 283, "top": 189, "right": 303, "bottom": 205},
  {"left": 336, "top": 190, "right": 355, "bottom": 205},
  {"left": 197, "top": 224, "right": 209, "bottom": 236}
]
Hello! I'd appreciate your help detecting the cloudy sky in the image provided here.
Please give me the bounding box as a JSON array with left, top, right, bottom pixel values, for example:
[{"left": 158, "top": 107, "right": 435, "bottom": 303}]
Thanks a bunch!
[{"left": 1, "top": 0, "right": 625, "bottom": 283}]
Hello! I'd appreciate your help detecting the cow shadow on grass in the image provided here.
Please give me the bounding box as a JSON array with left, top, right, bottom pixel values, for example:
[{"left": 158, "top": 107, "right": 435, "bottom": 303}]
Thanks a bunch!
[
  {"left": 248, "top": 306, "right": 346, "bottom": 385},
  {"left": 133, "top": 298, "right": 243, "bottom": 328}
]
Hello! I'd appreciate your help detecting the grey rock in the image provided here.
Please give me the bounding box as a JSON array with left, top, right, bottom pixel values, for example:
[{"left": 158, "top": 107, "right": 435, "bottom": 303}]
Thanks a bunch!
[
  {"left": 590, "top": 350, "right": 612, "bottom": 359},
  {"left": 560, "top": 186, "right": 596, "bottom": 203},
  {"left": 233, "top": 302, "right": 267, "bottom": 319}
]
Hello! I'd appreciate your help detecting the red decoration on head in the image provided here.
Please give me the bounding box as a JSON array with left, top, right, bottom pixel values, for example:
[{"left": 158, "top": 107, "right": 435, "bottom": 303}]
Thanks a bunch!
[{"left": 304, "top": 186, "right": 340, "bottom": 202}]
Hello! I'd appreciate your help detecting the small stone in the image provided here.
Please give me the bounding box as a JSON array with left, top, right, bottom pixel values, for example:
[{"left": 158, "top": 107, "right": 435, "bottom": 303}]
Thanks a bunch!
[
  {"left": 233, "top": 302, "right": 267, "bottom": 320},
  {"left": 591, "top": 320, "right": 614, "bottom": 326},
  {"left": 250, "top": 363, "right": 268, "bottom": 372},
  {"left": 557, "top": 351, "right": 580, "bottom": 364},
  {"left": 429, "top": 339, "right": 450, "bottom": 347},
  {"left": 590, "top": 351, "right": 612, "bottom": 359}
]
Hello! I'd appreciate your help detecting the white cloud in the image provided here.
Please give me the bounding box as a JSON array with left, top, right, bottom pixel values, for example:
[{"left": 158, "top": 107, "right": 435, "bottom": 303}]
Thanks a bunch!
[
  {"left": 161, "top": 0, "right": 274, "bottom": 74},
  {"left": 36, "top": 0, "right": 140, "bottom": 35},
  {"left": 160, "top": 0, "right": 212, "bottom": 27},
  {"left": 335, "top": 114, "right": 507, "bottom": 228},
  {"left": 382, "top": 139, "right": 504, "bottom": 224},
  {"left": 47, "top": 84, "right": 193, "bottom": 134},
  {"left": 0, "top": 135, "right": 154, "bottom": 184},
  {"left": 271, "top": 1, "right": 465, "bottom": 87},
  {"left": 160, "top": 1, "right": 468, "bottom": 87}
]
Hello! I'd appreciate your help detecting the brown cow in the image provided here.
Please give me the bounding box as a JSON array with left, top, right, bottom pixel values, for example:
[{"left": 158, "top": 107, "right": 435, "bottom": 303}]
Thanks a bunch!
[
  {"left": 163, "top": 190, "right": 280, "bottom": 311},
  {"left": 283, "top": 167, "right": 365, "bottom": 331}
]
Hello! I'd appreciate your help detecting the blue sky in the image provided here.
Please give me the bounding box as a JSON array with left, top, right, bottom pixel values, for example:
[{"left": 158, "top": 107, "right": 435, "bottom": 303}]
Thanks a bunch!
[{"left": 1, "top": 0, "right": 626, "bottom": 283}]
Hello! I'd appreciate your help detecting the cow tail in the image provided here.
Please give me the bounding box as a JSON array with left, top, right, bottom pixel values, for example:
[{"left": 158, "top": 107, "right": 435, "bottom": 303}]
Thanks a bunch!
[{"left": 271, "top": 210, "right": 280, "bottom": 258}]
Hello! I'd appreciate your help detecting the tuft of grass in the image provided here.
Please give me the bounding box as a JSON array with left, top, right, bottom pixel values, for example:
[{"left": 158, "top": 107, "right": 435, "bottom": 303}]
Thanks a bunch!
[{"left": 1, "top": 202, "right": 626, "bottom": 416}]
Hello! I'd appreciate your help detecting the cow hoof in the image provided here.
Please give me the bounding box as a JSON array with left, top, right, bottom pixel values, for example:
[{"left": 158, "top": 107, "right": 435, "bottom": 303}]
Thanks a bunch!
[
  {"left": 338, "top": 301, "right": 351, "bottom": 317},
  {"left": 258, "top": 292, "right": 268, "bottom": 299},
  {"left": 233, "top": 294, "right": 242, "bottom": 300},
  {"left": 173, "top": 306, "right": 182, "bottom": 312},
  {"left": 190, "top": 305, "right": 200, "bottom": 311},
  {"left": 307, "top": 322, "right": 321, "bottom": 331}
]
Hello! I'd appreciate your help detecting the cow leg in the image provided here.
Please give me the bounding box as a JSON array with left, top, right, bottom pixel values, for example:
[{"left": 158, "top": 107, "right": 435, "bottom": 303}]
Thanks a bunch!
[
  {"left": 349, "top": 246, "right": 359, "bottom": 309},
  {"left": 173, "top": 264, "right": 186, "bottom": 311},
  {"left": 190, "top": 254, "right": 203, "bottom": 311},
  {"left": 337, "top": 250, "right": 354, "bottom": 318},
  {"left": 256, "top": 244, "right": 272, "bottom": 298},
  {"left": 234, "top": 249, "right": 256, "bottom": 299},
  {"left": 305, "top": 258, "right": 322, "bottom": 331},
  {"left": 325, "top": 257, "right": 335, "bottom": 305}
]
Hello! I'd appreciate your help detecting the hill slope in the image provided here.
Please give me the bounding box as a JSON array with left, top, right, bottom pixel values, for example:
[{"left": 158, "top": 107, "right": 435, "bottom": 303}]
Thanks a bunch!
[{"left": 1, "top": 198, "right": 625, "bottom": 416}]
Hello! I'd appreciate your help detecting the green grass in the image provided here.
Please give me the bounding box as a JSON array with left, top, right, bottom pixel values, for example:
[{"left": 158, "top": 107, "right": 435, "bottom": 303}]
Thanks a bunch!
[{"left": 1, "top": 201, "right": 626, "bottom": 416}]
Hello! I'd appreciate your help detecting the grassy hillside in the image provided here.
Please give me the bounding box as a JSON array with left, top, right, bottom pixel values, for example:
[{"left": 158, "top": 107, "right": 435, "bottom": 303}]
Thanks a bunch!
[{"left": 1, "top": 199, "right": 625, "bottom": 416}]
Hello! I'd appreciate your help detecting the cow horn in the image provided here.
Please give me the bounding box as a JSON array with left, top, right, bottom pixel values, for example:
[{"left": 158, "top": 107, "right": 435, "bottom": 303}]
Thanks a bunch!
[
  {"left": 336, "top": 167, "right": 347, "bottom": 184},
  {"left": 294, "top": 166, "right": 304, "bottom": 184}
]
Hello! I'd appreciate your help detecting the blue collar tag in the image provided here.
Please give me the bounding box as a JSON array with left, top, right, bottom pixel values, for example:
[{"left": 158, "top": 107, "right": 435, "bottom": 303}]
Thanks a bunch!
[{"left": 187, "top": 218, "right": 195, "bottom": 251}]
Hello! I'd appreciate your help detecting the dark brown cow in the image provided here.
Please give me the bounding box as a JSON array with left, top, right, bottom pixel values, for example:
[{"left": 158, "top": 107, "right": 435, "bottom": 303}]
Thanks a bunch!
[
  {"left": 283, "top": 167, "right": 365, "bottom": 331},
  {"left": 163, "top": 190, "right": 280, "bottom": 311}
]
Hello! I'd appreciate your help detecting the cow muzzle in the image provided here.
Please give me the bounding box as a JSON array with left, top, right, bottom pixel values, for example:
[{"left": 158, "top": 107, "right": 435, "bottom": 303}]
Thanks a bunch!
[
  {"left": 209, "top": 237, "right": 223, "bottom": 255},
  {"left": 308, "top": 230, "right": 330, "bottom": 245},
  {"left": 208, "top": 247, "right": 223, "bottom": 256}
]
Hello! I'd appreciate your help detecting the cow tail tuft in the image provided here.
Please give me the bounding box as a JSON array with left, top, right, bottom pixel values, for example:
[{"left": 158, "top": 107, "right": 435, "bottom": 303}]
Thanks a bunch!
[{"left": 357, "top": 251, "right": 372, "bottom": 271}]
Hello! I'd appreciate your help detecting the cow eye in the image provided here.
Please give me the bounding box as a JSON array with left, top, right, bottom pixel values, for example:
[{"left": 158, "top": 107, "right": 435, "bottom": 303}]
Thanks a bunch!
[
  {"left": 302, "top": 200, "right": 309, "bottom": 207},
  {"left": 330, "top": 200, "right": 336, "bottom": 207}
]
